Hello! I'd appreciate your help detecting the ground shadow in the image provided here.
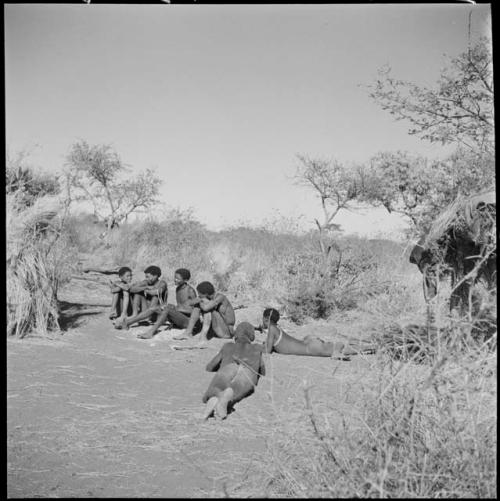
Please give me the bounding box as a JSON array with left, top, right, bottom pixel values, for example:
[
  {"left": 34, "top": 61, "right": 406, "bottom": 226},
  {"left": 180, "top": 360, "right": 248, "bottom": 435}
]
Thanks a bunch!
[{"left": 58, "top": 300, "right": 108, "bottom": 331}]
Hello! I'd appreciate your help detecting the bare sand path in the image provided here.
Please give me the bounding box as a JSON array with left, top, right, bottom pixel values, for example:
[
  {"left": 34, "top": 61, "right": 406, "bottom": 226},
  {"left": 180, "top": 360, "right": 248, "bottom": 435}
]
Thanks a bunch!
[{"left": 7, "top": 283, "right": 375, "bottom": 498}]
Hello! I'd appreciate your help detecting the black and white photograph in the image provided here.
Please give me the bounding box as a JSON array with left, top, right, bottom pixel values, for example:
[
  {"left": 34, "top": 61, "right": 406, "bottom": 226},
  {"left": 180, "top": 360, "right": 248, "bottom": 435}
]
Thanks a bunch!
[{"left": 6, "top": 2, "right": 495, "bottom": 498}]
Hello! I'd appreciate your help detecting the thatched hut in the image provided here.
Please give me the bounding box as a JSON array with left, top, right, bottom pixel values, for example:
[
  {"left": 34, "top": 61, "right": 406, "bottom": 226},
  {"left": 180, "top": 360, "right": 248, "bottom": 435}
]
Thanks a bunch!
[
  {"left": 410, "top": 189, "right": 496, "bottom": 317},
  {"left": 6, "top": 193, "right": 65, "bottom": 338}
]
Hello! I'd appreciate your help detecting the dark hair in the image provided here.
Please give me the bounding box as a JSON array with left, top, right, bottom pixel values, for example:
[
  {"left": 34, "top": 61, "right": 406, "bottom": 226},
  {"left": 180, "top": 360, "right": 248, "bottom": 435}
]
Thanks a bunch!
[
  {"left": 234, "top": 322, "right": 255, "bottom": 343},
  {"left": 118, "top": 266, "right": 132, "bottom": 277},
  {"left": 263, "top": 308, "right": 280, "bottom": 323},
  {"left": 175, "top": 268, "right": 191, "bottom": 281},
  {"left": 196, "top": 281, "right": 215, "bottom": 295},
  {"left": 144, "top": 265, "right": 161, "bottom": 277}
]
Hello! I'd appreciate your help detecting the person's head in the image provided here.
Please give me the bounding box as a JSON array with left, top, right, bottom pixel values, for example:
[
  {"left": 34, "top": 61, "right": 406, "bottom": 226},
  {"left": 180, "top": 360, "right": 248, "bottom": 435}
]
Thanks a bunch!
[
  {"left": 118, "top": 266, "right": 132, "bottom": 284},
  {"left": 196, "top": 281, "right": 215, "bottom": 299},
  {"left": 234, "top": 322, "right": 255, "bottom": 344},
  {"left": 144, "top": 265, "right": 161, "bottom": 285},
  {"left": 174, "top": 268, "right": 191, "bottom": 286},
  {"left": 262, "top": 308, "right": 280, "bottom": 328}
]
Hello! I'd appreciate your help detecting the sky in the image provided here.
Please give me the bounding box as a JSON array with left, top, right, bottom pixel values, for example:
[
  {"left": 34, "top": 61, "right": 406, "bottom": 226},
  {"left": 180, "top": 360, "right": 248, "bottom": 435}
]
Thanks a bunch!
[{"left": 5, "top": 4, "right": 492, "bottom": 239}]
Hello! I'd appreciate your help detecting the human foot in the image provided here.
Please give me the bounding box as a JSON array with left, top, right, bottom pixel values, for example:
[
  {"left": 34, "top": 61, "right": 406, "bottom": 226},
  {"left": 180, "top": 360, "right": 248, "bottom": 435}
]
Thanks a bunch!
[
  {"left": 215, "top": 388, "right": 234, "bottom": 420},
  {"left": 203, "top": 397, "right": 218, "bottom": 420},
  {"left": 173, "top": 329, "right": 191, "bottom": 340},
  {"left": 137, "top": 329, "right": 154, "bottom": 339}
]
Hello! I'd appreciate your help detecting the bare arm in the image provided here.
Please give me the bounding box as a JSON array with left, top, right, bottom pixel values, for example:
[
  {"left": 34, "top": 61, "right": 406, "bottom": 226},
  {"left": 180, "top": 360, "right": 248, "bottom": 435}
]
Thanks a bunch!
[
  {"left": 205, "top": 350, "right": 223, "bottom": 372},
  {"left": 265, "top": 325, "right": 278, "bottom": 354},
  {"left": 129, "top": 280, "right": 149, "bottom": 294},
  {"left": 199, "top": 294, "right": 224, "bottom": 313},
  {"left": 259, "top": 353, "right": 266, "bottom": 376},
  {"left": 109, "top": 280, "right": 130, "bottom": 292}
]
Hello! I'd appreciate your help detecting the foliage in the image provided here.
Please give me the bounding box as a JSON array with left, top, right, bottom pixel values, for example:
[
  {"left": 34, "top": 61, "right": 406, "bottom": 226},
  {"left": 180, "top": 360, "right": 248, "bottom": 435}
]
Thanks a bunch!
[
  {"left": 294, "top": 155, "right": 367, "bottom": 266},
  {"left": 368, "top": 37, "right": 494, "bottom": 152},
  {"left": 65, "top": 140, "right": 162, "bottom": 232},
  {"left": 362, "top": 148, "right": 495, "bottom": 233},
  {"left": 6, "top": 149, "right": 60, "bottom": 207},
  {"left": 281, "top": 238, "right": 383, "bottom": 323}
]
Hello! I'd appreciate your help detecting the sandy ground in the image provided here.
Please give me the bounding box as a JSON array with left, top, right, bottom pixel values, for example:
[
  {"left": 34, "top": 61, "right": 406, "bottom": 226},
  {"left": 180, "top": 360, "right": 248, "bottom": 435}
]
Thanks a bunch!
[{"left": 7, "top": 279, "right": 376, "bottom": 498}]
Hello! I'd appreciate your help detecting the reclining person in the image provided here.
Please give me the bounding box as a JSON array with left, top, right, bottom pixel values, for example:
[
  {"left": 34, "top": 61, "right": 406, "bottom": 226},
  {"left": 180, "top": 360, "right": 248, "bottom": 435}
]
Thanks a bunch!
[
  {"left": 258, "top": 308, "right": 376, "bottom": 358},
  {"left": 202, "top": 322, "right": 265, "bottom": 420}
]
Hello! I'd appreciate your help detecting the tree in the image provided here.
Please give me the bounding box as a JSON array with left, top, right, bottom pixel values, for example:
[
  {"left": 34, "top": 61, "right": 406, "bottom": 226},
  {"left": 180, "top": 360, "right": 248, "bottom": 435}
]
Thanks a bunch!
[
  {"left": 361, "top": 151, "right": 449, "bottom": 231},
  {"left": 365, "top": 37, "right": 495, "bottom": 235},
  {"left": 295, "top": 155, "right": 364, "bottom": 272},
  {"left": 65, "top": 140, "right": 163, "bottom": 234},
  {"left": 368, "top": 37, "right": 493, "bottom": 153}
]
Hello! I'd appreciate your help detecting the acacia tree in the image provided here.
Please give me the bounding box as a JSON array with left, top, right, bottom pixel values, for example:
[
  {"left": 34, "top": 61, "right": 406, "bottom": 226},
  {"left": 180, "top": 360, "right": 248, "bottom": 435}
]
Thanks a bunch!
[
  {"left": 65, "top": 140, "right": 163, "bottom": 235},
  {"left": 295, "top": 155, "right": 364, "bottom": 272},
  {"left": 368, "top": 37, "right": 494, "bottom": 153},
  {"left": 364, "top": 37, "right": 494, "bottom": 234}
]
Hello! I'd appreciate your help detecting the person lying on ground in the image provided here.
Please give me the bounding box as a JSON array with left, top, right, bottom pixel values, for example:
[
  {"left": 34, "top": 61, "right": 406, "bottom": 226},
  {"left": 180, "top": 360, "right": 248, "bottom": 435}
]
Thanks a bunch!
[
  {"left": 257, "top": 308, "right": 376, "bottom": 359},
  {"left": 173, "top": 281, "right": 235, "bottom": 345},
  {"left": 202, "top": 322, "right": 265, "bottom": 420},
  {"left": 114, "top": 265, "right": 168, "bottom": 330},
  {"left": 109, "top": 266, "right": 133, "bottom": 321},
  {"left": 137, "top": 268, "right": 200, "bottom": 339}
]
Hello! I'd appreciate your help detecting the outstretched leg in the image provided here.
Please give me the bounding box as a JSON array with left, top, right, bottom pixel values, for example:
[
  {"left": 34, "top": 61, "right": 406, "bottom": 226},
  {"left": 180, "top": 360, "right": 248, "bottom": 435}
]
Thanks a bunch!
[
  {"left": 137, "top": 306, "right": 171, "bottom": 339},
  {"left": 115, "top": 303, "right": 161, "bottom": 330}
]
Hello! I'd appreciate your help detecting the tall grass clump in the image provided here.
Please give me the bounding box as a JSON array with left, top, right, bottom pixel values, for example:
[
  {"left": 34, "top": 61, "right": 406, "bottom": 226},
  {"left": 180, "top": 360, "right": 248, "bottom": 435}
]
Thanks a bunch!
[
  {"left": 7, "top": 192, "right": 74, "bottom": 338},
  {"left": 241, "top": 324, "right": 496, "bottom": 498}
]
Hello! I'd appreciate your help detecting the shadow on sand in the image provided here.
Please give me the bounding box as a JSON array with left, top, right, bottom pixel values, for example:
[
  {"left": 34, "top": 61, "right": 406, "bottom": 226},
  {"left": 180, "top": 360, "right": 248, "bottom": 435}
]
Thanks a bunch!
[{"left": 58, "top": 300, "right": 108, "bottom": 331}]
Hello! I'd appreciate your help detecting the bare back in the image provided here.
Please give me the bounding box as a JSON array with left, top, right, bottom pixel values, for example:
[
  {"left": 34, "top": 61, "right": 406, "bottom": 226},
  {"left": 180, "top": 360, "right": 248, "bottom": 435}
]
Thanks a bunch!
[{"left": 268, "top": 324, "right": 333, "bottom": 357}]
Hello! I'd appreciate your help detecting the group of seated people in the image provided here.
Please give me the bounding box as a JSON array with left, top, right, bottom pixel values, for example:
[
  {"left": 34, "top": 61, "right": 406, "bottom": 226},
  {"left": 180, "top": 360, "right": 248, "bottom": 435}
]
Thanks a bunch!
[{"left": 102, "top": 264, "right": 375, "bottom": 420}]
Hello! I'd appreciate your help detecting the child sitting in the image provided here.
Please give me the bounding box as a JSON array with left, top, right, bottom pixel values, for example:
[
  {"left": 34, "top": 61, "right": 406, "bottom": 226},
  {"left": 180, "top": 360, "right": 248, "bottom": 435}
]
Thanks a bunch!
[
  {"left": 108, "top": 267, "right": 133, "bottom": 321},
  {"left": 202, "top": 322, "right": 265, "bottom": 420}
]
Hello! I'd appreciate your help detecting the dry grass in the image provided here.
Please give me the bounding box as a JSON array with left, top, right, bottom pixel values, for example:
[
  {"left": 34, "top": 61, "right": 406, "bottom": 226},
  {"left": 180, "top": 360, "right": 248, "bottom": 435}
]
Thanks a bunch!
[{"left": 6, "top": 193, "right": 74, "bottom": 338}]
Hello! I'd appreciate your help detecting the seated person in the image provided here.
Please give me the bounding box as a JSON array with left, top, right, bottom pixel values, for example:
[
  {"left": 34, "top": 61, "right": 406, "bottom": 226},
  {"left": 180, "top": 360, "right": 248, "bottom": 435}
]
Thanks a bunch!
[
  {"left": 115, "top": 265, "right": 168, "bottom": 330},
  {"left": 202, "top": 322, "right": 265, "bottom": 420},
  {"left": 258, "top": 308, "right": 376, "bottom": 358},
  {"left": 174, "top": 281, "right": 235, "bottom": 344},
  {"left": 108, "top": 266, "right": 133, "bottom": 321},
  {"left": 137, "top": 268, "right": 199, "bottom": 339}
]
